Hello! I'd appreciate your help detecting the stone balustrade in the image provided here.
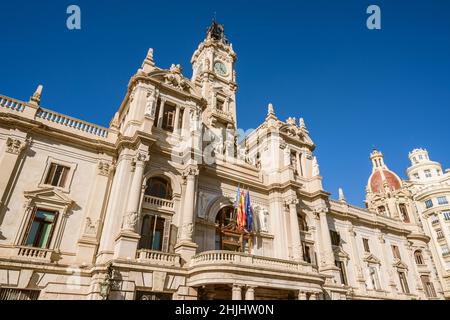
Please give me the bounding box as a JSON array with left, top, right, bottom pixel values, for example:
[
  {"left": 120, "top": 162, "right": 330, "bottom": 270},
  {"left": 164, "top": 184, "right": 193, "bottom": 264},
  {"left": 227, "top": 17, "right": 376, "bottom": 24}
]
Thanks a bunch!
[
  {"left": 16, "top": 246, "right": 52, "bottom": 261},
  {"left": 0, "top": 95, "right": 26, "bottom": 112},
  {"left": 190, "top": 250, "right": 316, "bottom": 274},
  {"left": 142, "top": 195, "right": 174, "bottom": 210},
  {"left": 136, "top": 249, "right": 181, "bottom": 267},
  {"left": 36, "top": 108, "right": 109, "bottom": 138}
]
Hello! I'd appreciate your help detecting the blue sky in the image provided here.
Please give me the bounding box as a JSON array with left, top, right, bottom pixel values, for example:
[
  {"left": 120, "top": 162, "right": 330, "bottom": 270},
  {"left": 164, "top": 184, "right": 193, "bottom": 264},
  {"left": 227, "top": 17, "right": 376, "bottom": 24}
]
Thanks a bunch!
[{"left": 1, "top": 1, "right": 449, "bottom": 206}]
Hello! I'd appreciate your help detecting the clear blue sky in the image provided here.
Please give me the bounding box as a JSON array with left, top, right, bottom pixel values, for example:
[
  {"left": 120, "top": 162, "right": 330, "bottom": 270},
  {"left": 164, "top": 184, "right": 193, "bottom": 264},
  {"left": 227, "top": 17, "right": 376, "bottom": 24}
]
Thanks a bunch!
[{"left": 1, "top": 0, "right": 449, "bottom": 206}]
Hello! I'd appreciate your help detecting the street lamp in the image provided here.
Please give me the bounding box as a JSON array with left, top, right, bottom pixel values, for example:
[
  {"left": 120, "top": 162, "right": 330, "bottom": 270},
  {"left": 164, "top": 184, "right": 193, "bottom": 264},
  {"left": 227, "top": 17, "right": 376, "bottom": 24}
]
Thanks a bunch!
[{"left": 99, "top": 263, "right": 114, "bottom": 300}]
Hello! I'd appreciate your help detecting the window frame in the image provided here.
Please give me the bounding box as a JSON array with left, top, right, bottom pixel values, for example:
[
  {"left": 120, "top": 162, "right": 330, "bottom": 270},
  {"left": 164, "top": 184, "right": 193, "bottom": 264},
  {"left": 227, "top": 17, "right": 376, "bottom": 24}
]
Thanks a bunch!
[
  {"left": 22, "top": 208, "right": 59, "bottom": 249},
  {"left": 398, "top": 271, "right": 410, "bottom": 294},
  {"left": 414, "top": 250, "right": 425, "bottom": 265},
  {"left": 363, "top": 238, "right": 371, "bottom": 253},
  {"left": 437, "top": 196, "right": 448, "bottom": 205},
  {"left": 391, "top": 245, "right": 401, "bottom": 260},
  {"left": 39, "top": 157, "right": 77, "bottom": 193},
  {"left": 425, "top": 199, "right": 433, "bottom": 209}
]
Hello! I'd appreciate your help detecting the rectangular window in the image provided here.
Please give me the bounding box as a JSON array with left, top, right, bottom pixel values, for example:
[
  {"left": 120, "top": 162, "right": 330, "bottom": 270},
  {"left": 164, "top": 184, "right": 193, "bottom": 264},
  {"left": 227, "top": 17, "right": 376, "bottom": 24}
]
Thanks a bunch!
[
  {"left": 398, "top": 272, "right": 410, "bottom": 294},
  {"left": 398, "top": 204, "right": 410, "bottom": 223},
  {"left": 424, "top": 169, "right": 432, "bottom": 178},
  {"left": 421, "top": 275, "right": 436, "bottom": 298},
  {"left": 216, "top": 99, "right": 224, "bottom": 111},
  {"left": 425, "top": 199, "right": 433, "bottom": 209},
  {"left": 23, "top": 210, "right": 58, "bottom": 249},
  {"left": 363, "top": 238, "right": 370, "bottom": 253},
  {"left": 443, "top": 211, "right": 450, "bottom": 221},
  {"left": 0, "top": 288, "right": 40, "bottom": 300},
  {"left": 162, "top": 104, "right": 176, "bottom": 132},
  {"left": 436, "top": 229, "right": 445, "bottom": 239},
  {"left": 153, "top": 99, "right": 161, "bottom": 127},
  {"left": 369, "top": 266, "right": 381, "bottom": 290},
  {"left": 45, "top": 164, "right": 69, "bottom": 188},
  {"left": 431, "top": 215, "right": 440, "bottom": 225},
  {"left": 139, "top": 215, "right": 166, "bottom": 251},
  {"left": 335, "top": 260, "right": 348, "bottom": 285},
  {"left": 391, "top": 245, "right": 401, "bottom": 260},
  {"left": 302, "top": 243, "right": 312, "bottom": 264},
  {"left": 437, "top": 196, "right": 448, "bottom": 205},
  {"left": 330, "top": 230, "right": 341, "bottom": 246}
]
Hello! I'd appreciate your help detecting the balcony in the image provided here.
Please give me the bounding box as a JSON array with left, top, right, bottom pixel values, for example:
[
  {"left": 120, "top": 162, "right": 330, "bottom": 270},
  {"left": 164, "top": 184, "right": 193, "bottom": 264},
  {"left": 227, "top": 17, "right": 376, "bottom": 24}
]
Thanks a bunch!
[
  {"left": 15, "top": 246, "right": 53, "bottom": 263},
  {"left": 142, "top": 195, "right": 174, "bottom": 211},
  {"left": 190, "top": 250, "right": 318, "bottom": 274},
  {"left": 136, "top": 249, "right": 181, "bottom": 267}
]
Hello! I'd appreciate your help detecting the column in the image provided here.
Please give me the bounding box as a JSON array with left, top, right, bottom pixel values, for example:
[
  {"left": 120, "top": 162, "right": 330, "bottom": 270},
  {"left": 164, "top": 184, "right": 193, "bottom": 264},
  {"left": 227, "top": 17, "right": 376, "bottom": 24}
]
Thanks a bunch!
[
  {"left": 288, "top": 198, "right": 303, "bottom": 261},
  {"left": 245, "top": 287, "right": 255, "bottom": 300},
  {"left": 157, "top": 98, "right": 166, "bottom": 128},
  {"left": 309, "top": 292, "right": 317, "bottom": 300},
  {"left": 232, "top": 285, "right": 242, "bottom": 300},
  {"left": 174, "top": 105, "right": 181, "bottom": 135},
  {"left": 298, "top": 291, "right": 307, "bottom": 300},
  {"left": 114, "top": 149, "right": 149, "bottom": 259},
  {"left": 0, "top": 137, "right": 28, "bottom": 208},
  {"left": 317, "top": 208, "right": 335, "bottom": 268},
  {"left": 296, "top": 152, "right": 303, "bottom": 176},
  {"left": 122, "top": 152, "right": 148, "bottom": 231},
  {"left": 175, "top": 167, "right": 199, "bottom": 263},
  {"left": 346, "top": 224, "right": 367, "bottom": 292}
]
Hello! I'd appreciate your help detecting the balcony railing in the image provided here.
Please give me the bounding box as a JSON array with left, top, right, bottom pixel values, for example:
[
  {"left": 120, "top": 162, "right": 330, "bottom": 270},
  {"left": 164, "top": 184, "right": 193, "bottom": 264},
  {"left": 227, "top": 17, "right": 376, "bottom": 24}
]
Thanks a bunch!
[
  {"left": 36, "top": 108, "right": 109, "bottom": 138},
  {"left": 0, "top": 95, "right": 26, "bottom": 113},
  {"left": 142, "top": 195, "right": 174, "bottom": 210},
  {"left": 136, "top": 249, "right": 181, "bottom": 267},
  {"left": 190, "top": 250, "right": 317, "bottom": 274},
  {"left": 16, "top": 246, "right": 53, "bottom": 262}
]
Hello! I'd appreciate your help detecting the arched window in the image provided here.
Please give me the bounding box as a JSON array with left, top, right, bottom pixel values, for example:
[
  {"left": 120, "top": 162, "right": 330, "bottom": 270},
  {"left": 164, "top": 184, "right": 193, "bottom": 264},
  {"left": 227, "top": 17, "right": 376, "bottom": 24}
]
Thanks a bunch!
[
  {"left": 145, "top": 177, "right": 172, "bottom": 200},
  {"left": 414, "top": 250, "right": 425, "bottom": 265},
  {"left": 399, "top": 204, "right": 410, "bottom": 223}
]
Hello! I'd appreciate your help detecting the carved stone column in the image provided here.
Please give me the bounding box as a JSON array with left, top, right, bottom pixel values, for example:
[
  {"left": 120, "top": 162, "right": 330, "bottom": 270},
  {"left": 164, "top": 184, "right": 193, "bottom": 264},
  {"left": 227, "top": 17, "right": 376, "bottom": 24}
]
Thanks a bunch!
[
  {"left": 245, "top": 286, "right": 255, "bottom": 300},
  {"left": 174, "top": 105, "right": 181, "bottom": 135},
  {"left": 316, "top": 207, "right": 335, "bottom": 268},
  {"left": 232, "top": 285, "right": 242, "bottom": 300},
  {"left": 287, "top": 198, "right": 303, "bottom": 261},
  {"left": 346, "top": 224, "right": 367, "bottom": 293},
  {"left": 157, "top": 98, "right": 166, "bottom": 128},
  {"left": 114, "top": 150, "right": 149, "bottom": 260},
  {"left": 298, "top": 291, "right": 307, "bottom": 300},
  {"left": 175, "top": 166, "right": 199, "bottom": 263}
]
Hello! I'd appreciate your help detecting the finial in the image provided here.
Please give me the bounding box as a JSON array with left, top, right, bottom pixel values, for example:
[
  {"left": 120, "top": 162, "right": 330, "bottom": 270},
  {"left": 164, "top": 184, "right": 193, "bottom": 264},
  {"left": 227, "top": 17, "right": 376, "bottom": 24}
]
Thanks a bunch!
[
  {"left": 140, "top": 48, "right": 155, "bottom": 73},
  {"left": 29, "top": 84, "right": 43, "bottom": 106},
  {"left": 268, "top": 103, "right": 275, "bottom": 115},
  {"left": 338, "top": 188, "right": 346, "bottom": 202},
  {"left": 299, "top": 117, "right": 306, "bottom": 129}
]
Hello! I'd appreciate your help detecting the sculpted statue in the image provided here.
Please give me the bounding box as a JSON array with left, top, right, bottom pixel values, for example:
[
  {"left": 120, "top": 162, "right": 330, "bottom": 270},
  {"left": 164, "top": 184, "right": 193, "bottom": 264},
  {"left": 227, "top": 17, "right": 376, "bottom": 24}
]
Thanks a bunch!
[{"left": 312, "top": 156, "right": 320, "bottom": 176}]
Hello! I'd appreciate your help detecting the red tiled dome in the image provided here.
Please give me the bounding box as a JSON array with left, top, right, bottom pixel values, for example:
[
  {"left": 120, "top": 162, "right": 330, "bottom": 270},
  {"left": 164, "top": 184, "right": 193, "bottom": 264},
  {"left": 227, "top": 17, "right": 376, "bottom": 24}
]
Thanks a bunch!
[{"left": 370, "top": 170, "right": 401, "bottom": 193}]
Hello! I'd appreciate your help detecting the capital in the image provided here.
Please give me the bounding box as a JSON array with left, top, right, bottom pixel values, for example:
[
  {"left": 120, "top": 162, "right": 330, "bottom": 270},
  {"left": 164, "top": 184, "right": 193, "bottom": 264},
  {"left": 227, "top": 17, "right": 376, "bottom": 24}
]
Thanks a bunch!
[{"left": 5, "top": 137, "right": 28, "bottom": 155}]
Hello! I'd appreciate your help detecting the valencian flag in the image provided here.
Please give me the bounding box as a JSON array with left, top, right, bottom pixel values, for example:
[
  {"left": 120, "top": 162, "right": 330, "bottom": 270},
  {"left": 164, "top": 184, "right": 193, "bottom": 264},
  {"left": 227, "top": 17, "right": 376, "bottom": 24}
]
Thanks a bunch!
[{"left": 245, "top": 190, "right": 253, "bottom": 232}]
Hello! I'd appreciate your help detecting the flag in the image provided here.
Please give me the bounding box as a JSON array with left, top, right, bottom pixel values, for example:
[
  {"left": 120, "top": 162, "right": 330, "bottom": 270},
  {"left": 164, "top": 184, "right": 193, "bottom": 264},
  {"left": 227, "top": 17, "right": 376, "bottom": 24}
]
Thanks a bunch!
[
  {"left": 237, "top": 190, "right": 246, "bottom": 231},
  {"left": 245, "top": 190, "right": 253, "bottom": 232},
  {"left": 234, "top": 185, "right": 240, "bottom": 209}
]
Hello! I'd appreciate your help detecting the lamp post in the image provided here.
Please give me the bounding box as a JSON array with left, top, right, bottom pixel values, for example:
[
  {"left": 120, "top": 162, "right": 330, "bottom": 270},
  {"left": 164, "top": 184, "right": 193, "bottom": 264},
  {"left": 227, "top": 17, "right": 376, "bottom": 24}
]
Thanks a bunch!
[{"left": 99, "top": 263, "right": 114, "bottom": 300}]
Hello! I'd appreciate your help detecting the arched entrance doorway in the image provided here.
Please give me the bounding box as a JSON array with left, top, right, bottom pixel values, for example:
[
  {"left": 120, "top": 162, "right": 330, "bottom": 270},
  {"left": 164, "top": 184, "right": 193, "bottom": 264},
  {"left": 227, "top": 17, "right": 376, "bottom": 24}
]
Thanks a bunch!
[{"left": 214, "top": 206, "right": 252, "bottom": 253}]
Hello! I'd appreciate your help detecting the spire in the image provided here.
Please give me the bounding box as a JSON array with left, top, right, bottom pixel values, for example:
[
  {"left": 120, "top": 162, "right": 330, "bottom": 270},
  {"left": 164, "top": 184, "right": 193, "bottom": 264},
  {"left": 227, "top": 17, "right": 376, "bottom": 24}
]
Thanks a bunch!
[
  {"left": 266, "top": 103, "right": 277, "bottom": 121},
  {"left": 299, "top": 117, "right": 306, "bottom": 129},
  {"left": 140, "top": 48, "right": 155, "bottom": 73},
  {"left": 29, "top": 84, "right": 43, "bottom": 106},
  {"left": 338, "top": 188, "right": 346, "bottom": 203}
]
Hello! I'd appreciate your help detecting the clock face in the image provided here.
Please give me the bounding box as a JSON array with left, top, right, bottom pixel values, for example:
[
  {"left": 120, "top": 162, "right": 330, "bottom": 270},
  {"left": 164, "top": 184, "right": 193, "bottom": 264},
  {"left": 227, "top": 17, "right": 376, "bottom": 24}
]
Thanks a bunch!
[{"left": 214, "top": 61, "right": 227, "bottom": 76}]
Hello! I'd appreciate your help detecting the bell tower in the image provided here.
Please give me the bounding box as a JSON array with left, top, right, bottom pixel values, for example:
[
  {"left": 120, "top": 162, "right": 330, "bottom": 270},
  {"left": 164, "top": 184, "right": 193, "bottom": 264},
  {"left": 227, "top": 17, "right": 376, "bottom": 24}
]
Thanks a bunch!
[{"left": 191, "top": 20, "right": 238, "bottom": 130}]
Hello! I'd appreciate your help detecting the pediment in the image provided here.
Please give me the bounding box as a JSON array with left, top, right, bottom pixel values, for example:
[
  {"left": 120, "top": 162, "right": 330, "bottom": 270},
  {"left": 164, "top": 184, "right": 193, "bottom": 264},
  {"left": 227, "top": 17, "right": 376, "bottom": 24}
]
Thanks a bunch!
[
  {"left": 24, "top": 187, "right": 74, "bottom": 206},
  {"left": 363, "top": 253, "right": 381, "bottom": 265},
  {"left": 333, "top": 246, "right": 350, "bottom": 260},
  {"left": 147, "top": 69, "right": 202, "bottom": 98},
  {"left": 392, "top": 258, "right": 409, "bottom": 270},
  {"left": 279, "top": 124, "right": 314, "bottom": 146}
]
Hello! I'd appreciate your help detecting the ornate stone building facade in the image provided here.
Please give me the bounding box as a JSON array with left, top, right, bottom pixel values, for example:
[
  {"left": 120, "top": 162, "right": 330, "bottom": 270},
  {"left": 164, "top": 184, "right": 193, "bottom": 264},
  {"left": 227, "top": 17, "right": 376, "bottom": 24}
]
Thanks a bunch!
[{"left": 0, "top": 21, "right": 448, "bottom": 300}]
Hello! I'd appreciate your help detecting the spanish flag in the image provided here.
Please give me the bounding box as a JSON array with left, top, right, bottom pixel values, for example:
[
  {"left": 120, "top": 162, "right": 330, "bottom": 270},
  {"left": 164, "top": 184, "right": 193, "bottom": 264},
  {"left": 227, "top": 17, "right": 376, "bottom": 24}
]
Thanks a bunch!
[{"left": 236, "top": 190, "right": 246, "bottom": 231}]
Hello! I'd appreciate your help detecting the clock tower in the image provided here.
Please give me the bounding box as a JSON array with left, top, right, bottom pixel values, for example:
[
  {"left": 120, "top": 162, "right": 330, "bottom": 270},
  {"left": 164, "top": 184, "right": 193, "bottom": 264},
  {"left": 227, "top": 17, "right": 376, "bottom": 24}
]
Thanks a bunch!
[{"left": 191, "top": 20, "right": 238, "bottom": 130}]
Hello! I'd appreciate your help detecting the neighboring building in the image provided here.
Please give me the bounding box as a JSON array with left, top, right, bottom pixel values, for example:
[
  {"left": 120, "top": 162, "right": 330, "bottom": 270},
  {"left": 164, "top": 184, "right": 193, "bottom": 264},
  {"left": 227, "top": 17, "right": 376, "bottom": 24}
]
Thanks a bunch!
[
  {"left": 0, "top": 21, "right": 447, "bottom": 300},
  {"left": 405, "top": 148, "right": 450, "bottom": 297}
]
